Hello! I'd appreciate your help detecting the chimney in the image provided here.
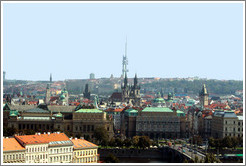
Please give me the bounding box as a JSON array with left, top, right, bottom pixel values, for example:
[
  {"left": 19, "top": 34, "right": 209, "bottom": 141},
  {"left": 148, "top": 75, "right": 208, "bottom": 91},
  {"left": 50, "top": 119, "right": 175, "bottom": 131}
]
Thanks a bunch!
[
  {"left": 44, "top": 132, "right": 46, "bottom": 134},
  {"left": 57, "top": 131, "right": 60, "bottom": 134},
  {"left": 38, "top": 133, "right": 41, "bottom": 135},
  {"left": 75, "top": 137, "right": 77, "bottom": 140},
  {"left": 47, "top": 132, "right": 50, "bottom": 135}
]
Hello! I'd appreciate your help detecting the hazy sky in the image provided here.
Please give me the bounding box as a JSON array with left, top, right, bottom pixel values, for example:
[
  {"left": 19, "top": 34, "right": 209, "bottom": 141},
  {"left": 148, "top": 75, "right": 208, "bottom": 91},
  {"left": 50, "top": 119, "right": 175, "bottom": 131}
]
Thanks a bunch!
[{"left": 3, "top": 2, "right": 244, "bottom": 81}]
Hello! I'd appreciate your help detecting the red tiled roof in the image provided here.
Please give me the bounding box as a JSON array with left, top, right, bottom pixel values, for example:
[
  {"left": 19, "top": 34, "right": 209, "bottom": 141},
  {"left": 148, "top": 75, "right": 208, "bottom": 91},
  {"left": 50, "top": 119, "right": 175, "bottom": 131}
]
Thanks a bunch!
[
  {"left": 3, "top": 138, "right": 25, "bottom": 151},
  {"left": 15, "top": 133, "right": 70, "bottom": 145},
  {"left": 71, "top": 139, "right": 98, "bottom": 149}
]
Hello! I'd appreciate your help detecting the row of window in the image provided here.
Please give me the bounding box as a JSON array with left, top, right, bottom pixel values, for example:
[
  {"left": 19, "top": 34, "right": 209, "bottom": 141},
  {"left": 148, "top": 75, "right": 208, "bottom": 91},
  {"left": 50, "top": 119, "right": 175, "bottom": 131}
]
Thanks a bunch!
[
  {"left": 4, "top": 153, "right": 24, "bottom": 160},
  {"left": 75, "top": 125, "right": 95, "bottom": 132},
  {"left": 75, "top": 156, "right": 97, "bottom": 163},
  {"left": 225, "top": 127, "right": 243, "bottom": 132},
  {"left": 27, "top": 146, "right": 47, "bottom": 153},
  {"left": 225, "top": 133, "right": 243, "bottom": 137},
  {"left": 50, "top": 147, "right": 72, "bottom": 154},
  {"left": 50, "top": 155, "right": 72, "bottom": 162},
  {"left": 74, "top": 150, "right": 97, "bottom": 156},
  {"left": 225, "top": 121, "right": 243, "bottom": 126},
  {"left": 28, "top": 154, "right": 48, "bottom": 160}
]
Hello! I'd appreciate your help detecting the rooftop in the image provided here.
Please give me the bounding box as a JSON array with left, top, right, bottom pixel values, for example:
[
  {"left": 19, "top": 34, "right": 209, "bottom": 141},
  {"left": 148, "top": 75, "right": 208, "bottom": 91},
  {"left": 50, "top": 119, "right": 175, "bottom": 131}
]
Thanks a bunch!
[
  {"left": 3, "top": 138, "right": 25, "bottom": 152},
  {"left": 75, "top": 109, "right": 103, "bottom": 113},
  {"left": 71, "top": 139, "right": 98, "bottom": 149},
  {"left": 142, "top": 107, "right": 173, "bottom": 113},
  {"left": 15, "top": 133, "right": 71, "bottom": 145}
]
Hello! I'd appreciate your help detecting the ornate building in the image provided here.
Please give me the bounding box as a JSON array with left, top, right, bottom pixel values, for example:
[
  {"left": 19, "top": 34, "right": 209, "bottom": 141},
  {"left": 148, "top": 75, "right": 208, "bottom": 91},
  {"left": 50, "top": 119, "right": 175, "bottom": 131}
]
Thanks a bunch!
[
  {"left": 121, "top": 74, "right": 141, "bottom": 106},
  {"left": 199, "top": 84, "right": 209, "bottom": 106}
]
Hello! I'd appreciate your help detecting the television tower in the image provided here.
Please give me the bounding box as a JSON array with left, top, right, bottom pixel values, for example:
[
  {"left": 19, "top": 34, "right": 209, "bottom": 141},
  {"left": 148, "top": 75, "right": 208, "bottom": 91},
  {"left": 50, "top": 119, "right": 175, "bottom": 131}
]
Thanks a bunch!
[{"left": 122, "top": 37, "right": 129, "bottom": 78}]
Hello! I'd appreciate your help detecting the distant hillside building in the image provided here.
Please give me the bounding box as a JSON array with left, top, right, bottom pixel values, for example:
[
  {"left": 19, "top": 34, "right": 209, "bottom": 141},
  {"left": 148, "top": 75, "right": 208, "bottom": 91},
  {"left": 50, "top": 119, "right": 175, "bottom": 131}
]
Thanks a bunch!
[
  {"left": 199, "top": 84, "right": 209, "bottom": 106},
  {"left": 90, "top": 73, "right": 95, "bottom": 79}
]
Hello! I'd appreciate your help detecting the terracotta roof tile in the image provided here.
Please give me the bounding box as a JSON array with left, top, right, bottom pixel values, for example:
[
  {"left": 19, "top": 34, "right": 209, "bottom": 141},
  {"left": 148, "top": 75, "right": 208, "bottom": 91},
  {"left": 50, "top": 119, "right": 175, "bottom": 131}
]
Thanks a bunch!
[
  {"left": 3, "top": 138, "right": 25, "bottom": 151},
  {"left": 15, "top": 133, "right": 70, "bottom": 145},
  {"left": 71, "top": 139, "right": 98, "bottom": 149}
]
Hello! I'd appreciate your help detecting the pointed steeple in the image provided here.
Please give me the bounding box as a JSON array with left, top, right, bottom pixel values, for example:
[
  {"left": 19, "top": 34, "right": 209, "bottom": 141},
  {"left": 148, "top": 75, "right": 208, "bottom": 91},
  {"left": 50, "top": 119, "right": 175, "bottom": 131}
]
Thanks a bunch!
[
  {"left": 134, "top": 73, "right": 138, "bottom": 87},
  {"left": 50, "top": 73, "right": 52, "bottom": 83}
]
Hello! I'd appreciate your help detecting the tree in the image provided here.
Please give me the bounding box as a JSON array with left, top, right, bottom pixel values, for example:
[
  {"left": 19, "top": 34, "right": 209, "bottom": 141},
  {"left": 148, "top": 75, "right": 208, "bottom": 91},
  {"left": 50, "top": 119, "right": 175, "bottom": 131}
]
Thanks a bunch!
[
  {"left": 109, "top": 137, "right": 115, "bottom": 147},
  {"left": 204, "top": 153, "right": 221, "bottom": 163},
  {"left": 231, "top": 137, "right": 238, "bottom": 149},
  {"left": 104, "top": 153, "right": 119, "bottom": 163},
  {"left": 94, "top": 126, "right": 109, "bottom": 146},
  {"left": 132, "top": 136, "right": 151, "bottom": 149},
  {"left": 222, "top": 136, "right": 232, "bottom": 148},
  {"left": 194, "top": 156, "right": 199, "bottom": 163},
  {"left": 123, "top": 138, "right": 132, "bottom": 148},
  {"left": 115, "top": 137, "right": 123, "bottom": 147},
  {"left": 3, "top": 126, "right": 17, "bottom": 136}
]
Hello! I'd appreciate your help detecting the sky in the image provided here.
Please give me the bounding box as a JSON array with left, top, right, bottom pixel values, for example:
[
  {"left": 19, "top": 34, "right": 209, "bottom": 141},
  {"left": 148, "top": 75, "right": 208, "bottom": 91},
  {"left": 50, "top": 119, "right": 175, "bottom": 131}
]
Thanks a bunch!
[{"left": 2, "top": 2, "right": 244, "bottom": 81}]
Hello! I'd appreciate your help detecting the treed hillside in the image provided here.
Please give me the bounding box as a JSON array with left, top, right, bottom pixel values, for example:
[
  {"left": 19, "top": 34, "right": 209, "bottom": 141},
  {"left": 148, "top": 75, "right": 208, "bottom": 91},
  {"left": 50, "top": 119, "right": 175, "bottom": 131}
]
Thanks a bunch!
[{"left": 140, "top": 79, "right": 243, "bottom": 96}]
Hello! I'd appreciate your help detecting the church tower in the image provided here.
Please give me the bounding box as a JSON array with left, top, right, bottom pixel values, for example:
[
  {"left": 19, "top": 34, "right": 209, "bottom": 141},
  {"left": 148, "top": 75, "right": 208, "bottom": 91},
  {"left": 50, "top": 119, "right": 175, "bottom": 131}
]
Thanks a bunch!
[
  {"left": 45, "top": 84, "right": 51, "bottom": 105},
  {"left": 199, "top": 84, "right": 209, "bottom": 106},
  {"left": 83, "top": 84, "right": 91, "bottom": 100}
]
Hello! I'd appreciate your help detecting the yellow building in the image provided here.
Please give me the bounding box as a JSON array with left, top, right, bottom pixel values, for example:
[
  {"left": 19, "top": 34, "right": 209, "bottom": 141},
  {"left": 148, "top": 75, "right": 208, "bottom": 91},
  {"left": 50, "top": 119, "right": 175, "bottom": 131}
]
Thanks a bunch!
[
  {"left": 71, "top": 138, "right": 98, "bottom": 163},
  {"left": 3, "top": 137, "right": 26, "bottom": 163}
]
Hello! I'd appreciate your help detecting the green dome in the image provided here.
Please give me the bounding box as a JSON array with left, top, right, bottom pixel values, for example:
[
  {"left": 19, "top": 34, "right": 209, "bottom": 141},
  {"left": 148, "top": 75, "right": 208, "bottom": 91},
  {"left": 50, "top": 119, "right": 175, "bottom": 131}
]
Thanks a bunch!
[
  {"left": 153, "top": 97, "right": 165, "bottom": 103},
  {"left": 60, "top": 94, "right": 65, "bottom": 99},
  {"left": 56, "top": 112, "right": 63, "bottom": 117}
]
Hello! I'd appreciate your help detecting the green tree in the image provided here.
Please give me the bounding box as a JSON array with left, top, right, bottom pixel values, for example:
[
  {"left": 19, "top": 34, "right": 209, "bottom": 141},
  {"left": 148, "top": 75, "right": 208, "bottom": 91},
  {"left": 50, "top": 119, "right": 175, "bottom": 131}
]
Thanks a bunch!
[
  {"left": 133, "top": 136, "right": 151, "bottom": 149},
  {"left": 94, "top": 126, "right": 109, "bottom": 146},
  {"left": 104, "top": 153, "right": 119, "bottom": 163},
  {"left": 24, "top": 129, "right": 36, "bottom": 135},
  {"left": 115, "top": 137, "right": 123, "bottom": 147},
  {"left": 109, "top": 137, "right": 115, "bottom": 147},
  {"left": 3, "top": 126, "right": 17, "bottom": 136},
  {"left": 231, "top": 137, "right": 238, "bottom": 149},
  {"left": 123, "top": 138, "right": 132, "bottom": 148},
  {"left": 222, "top": 136, "right": 232, "bottom": 148},
  {"left": 194, "top": 156, "right": 199, "bottom": 163},
  {"left": 204, "top": 153, "right": 221, "bottom": 163}
]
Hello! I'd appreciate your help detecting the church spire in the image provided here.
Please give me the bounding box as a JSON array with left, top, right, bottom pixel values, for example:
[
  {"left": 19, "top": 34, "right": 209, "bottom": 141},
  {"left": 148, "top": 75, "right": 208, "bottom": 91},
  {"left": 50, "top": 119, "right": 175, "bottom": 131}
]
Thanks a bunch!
[
  {"left": 134, "top": 73, "right": 138, "bottom": 87},
  {"left": 50, "top": 73, "right": 52, "bottom": 83}
]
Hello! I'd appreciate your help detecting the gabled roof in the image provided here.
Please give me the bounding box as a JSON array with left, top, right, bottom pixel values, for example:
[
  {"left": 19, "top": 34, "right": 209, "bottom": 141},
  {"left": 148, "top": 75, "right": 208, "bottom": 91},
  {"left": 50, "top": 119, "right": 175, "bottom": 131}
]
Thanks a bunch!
[
  {"left": 3, "top": 138, "right": 25, "bottom": 152},
  {"left": 72, "top": 139, "right": 98, "bottom": 149}
]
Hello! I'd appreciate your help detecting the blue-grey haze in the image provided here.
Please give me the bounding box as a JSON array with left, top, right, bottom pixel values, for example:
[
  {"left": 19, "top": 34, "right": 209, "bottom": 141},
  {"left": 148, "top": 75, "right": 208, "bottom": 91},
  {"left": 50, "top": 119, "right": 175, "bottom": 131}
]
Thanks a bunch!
[{"left": 3, "top": 3, "right": 244, "bottom": 81}]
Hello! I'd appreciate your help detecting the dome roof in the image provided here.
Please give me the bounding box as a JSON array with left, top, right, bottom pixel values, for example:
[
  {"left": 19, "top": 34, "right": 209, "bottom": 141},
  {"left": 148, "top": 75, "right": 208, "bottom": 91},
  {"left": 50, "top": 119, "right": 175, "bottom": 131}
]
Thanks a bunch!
[
  {"left": 153, "top": 97, "right": 165, "bottom": 103},
  {"left": 60, "top": 94, "right": 65, "bottom": 99}
]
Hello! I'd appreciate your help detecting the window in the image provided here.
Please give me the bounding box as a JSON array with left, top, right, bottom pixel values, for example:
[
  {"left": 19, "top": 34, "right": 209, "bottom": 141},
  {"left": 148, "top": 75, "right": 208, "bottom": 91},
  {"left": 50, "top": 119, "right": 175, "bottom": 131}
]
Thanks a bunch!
[
  {"left": 225, "top": 127, "right": 227, "bottom": 131},
  {"left": 225, "top": 121, "right": 227, "bottom": 124},
  {"left": 238, "top": 122, "right": 240, "bottom": 125},
  {"left": 238, "top": 128, "right": 240, "bottom": 131}
]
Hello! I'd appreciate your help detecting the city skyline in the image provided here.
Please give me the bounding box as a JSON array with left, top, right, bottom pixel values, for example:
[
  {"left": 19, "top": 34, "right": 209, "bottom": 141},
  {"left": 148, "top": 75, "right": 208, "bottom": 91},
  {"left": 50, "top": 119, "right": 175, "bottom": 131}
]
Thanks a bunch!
[{"left": 2, "top": 2, "right": 244, "bottom": 81}]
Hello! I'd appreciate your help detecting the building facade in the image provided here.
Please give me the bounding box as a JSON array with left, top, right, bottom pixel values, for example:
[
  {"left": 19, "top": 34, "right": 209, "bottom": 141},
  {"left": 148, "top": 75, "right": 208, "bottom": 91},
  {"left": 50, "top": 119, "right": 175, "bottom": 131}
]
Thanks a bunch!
[
  {"left": 211, "top": 111, "right": 243, "bottom": 138},
  {"left": 72, "top": 138, "right": 98, "bottom": 163}
]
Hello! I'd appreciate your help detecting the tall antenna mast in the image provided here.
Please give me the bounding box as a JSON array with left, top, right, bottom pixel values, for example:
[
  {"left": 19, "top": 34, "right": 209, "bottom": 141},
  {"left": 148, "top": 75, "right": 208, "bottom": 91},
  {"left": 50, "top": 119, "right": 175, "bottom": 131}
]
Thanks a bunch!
[{"left": 122, "top": 36, "right": 129, "bottom": 78}]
